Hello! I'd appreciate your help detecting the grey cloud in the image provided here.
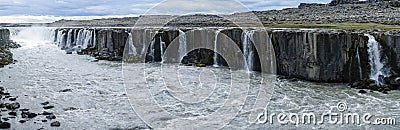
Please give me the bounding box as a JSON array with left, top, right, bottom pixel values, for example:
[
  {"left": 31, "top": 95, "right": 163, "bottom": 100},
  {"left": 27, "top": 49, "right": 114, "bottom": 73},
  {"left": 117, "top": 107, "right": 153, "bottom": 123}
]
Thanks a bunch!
[{"left": 0, "top": 0, "right": 330, "bottom": 16}]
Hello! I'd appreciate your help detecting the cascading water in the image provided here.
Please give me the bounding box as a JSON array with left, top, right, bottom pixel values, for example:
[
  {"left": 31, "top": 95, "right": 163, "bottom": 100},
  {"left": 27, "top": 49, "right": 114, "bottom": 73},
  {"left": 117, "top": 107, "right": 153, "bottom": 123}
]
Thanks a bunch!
[
  {"left": 242, "top": 30, "right": 255, "bottom": 71},
  {"left": 66, "top": 29, "right": 73, "bottom": 48},
  {"left": 8, "top": 27, "right": 54, "bottom": 48},
  {"left": 178, "top": 30, "right": 187, "bottom": 62},
  {"left": 75, "top": 30, "right": 84, "bottom": 48},
  {"left": 365, "top": 34, "right": 390, "bottom": 85},
  {"left": 213, "top": 29, "right": 221, "bottom": 67},
  {"left": 148, "top": 32, "right": 156, "bottom": 63},
  {"left": 160, "top": 35, "right": 166, "bottom": 63},
  {"left": 356, "top": 46, "right": 363, "bottom": 80},
  {"left": 127, "top": 32, "right": 138, "bottom": 56}
]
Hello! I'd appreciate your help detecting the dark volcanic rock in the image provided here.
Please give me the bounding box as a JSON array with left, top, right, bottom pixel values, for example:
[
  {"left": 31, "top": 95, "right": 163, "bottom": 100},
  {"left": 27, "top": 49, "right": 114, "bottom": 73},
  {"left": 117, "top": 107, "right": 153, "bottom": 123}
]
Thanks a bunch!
[
  {"left": 5, "top": 102, "right": 20, "bottom": 110},
  {"left": 390, "top": 1, "right": 400, "bottom": 7},
  {"left": 46, "top": 114, "right": 56, "bottom": 120},
  {"left": 329, "top": 0, "right": 358, "bottom": 6},
  {"left": 0, "top": 122, "right": 10, "bottom": 129},
  {"left": 50, "top": 121, "right": 61, "bottom": 127},
  {"left": 43, "top": 105, "right": 55, "bottom": 109}
]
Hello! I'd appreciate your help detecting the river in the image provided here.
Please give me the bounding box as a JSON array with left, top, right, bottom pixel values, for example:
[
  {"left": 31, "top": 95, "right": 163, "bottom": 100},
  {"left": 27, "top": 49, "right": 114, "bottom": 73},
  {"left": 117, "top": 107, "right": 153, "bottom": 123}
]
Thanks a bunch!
[{"left": 0, "top": 27, "right": 399, "bottom": 129}]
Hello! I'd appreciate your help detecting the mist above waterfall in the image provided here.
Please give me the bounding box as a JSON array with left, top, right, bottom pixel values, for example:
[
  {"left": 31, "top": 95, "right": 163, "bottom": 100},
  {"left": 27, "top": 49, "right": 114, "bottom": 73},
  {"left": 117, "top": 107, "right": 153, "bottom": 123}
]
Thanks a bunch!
[{"left": 9, "top": 27, "right": 54, "bottom": 48}]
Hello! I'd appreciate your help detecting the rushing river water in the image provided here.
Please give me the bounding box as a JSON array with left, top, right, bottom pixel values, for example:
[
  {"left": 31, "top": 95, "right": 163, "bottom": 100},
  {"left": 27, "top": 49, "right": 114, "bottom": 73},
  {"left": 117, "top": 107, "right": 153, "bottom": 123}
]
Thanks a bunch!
[{"left": 0, "top": 28, "right": 399, "bottom": 129}]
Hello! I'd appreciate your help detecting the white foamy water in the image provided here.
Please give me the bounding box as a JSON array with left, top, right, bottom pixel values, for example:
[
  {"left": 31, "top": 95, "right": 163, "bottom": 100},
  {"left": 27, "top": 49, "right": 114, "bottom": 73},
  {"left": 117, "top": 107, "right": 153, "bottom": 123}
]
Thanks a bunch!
[
  {"left": 213, "top": 29, "right": 221, "bottom": 67},
  {"left": 242, "top": 30, "right": 254, "bottom": 71},
  {"left": 0, "top": 27, "right": 398, "bottom": 129}
]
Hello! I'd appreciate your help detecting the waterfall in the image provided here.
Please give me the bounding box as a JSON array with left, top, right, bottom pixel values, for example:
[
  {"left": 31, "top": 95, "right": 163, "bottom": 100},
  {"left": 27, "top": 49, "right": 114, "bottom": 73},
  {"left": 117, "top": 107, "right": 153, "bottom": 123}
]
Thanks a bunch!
[
  {"left": 127, "top": 32, "right": 138, "bottom": 56},
  {"left": 268, "top": 33, "right": 275, "bottom": 74},
  {"left": 55, "top": 29, "right": 63, "bottom": 47},
  {"left": 356, "top": 46, "right": 363, "bottom": 80},
  {"left": 213, "top": 29, "right": 221, "bottom": 67},
  {"left": 92, "top": 29, "right": 97, "bottom": 49},
  {"left": 160, "top": 35, "right": 166, "bottom": 63},
  {"left": 242, "top": 30, "right": 255, "bottom": 71},
  {"left": 365, "top": 34, "right": 390, "bottom": 85},
  {"left": 148, "top": 33, "right": 156, "bottom": 63},
  {"left": 82, "top": 30, "right": 93, "bottom": 49},
  {"left": 60, "top": 32, "right": 66, "bottom": 49},
  {"left": 178, "top": 30, "right": 187, "bottom": 62}
]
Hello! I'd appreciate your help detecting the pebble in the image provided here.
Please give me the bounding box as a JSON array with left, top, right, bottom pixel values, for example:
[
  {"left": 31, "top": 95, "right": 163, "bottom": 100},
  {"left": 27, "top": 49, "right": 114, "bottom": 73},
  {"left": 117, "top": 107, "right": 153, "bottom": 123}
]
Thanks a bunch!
[
  {"left": 9, "top": 97, "right": 16, "bottom": 101},
  {"left": 46, "top": 114, "right": 56, "bottom": 120},
  {"left": 42, "top": 111, "right": 53, "bottom": 115}
]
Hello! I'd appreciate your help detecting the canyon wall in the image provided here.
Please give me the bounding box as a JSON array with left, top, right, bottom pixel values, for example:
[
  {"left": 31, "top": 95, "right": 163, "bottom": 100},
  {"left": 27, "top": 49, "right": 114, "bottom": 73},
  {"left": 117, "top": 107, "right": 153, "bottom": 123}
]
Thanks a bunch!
[{"left": 52, "top": 28, "right": 399, "bottom": 83}]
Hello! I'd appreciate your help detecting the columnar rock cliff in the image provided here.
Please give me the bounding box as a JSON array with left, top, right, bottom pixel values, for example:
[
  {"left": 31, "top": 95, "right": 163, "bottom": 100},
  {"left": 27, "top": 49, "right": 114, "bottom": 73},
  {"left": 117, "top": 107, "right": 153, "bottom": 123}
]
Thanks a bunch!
[
  {"left": 52, "top": 28, "right": 400, "bottom": 83},
  {"left": 0, "top": 29, "right": 15, "bottom": 66}
]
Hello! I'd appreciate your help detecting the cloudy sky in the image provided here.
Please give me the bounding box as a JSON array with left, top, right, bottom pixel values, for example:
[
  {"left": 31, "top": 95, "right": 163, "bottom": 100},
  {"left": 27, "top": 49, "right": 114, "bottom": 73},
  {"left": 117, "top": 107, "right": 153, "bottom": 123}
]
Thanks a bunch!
[{"left": 0, "top": 0, "right": 330, "bottom": 23}]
